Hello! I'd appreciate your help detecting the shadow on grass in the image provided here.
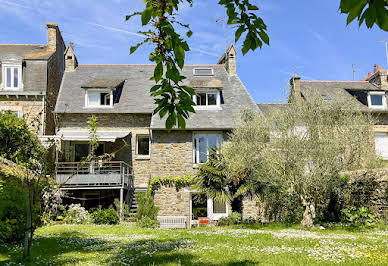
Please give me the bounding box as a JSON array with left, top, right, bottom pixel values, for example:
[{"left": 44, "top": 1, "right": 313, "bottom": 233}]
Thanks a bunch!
[{"left": 1, "top": 229, "right": 113, "bottom": 265}]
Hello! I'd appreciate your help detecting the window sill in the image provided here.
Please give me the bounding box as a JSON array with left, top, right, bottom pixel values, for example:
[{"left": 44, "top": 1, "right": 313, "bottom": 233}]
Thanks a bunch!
[
  {"left": 135, "top": 155, "right": 150, "bottom": 161},
  {"left": 194, "top": 106, "right": 222, "bottom": 111},
  {"left": 193, "top": 164, "right": 201, "bottom": 168},
  {"left": 84, "top": 106, "right": 113, "bottom": 109}
]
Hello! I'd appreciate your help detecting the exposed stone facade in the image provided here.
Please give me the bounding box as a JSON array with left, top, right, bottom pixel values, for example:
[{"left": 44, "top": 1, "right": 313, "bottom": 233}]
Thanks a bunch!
[
  {"left": 153, "top": 186, "right": 191, "bottom": 227},
  {"left": 0, "top": 97, "right": 44, "bottom": 134}
]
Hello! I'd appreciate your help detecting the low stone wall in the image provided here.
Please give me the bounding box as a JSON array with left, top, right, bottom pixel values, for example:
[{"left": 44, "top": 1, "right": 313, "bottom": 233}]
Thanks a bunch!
[
  {"left": 342, "top": 168, "right": 388, "bottom": 218},
  {"left": 242, "top": 168, "right": 388, "bottom": 222}
]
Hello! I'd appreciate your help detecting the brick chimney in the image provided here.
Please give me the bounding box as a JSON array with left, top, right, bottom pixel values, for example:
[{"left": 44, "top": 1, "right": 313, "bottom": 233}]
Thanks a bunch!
[
  {"left": 64, "top": 42, "right": 78, "bottom": 71},
  {"left": 367, "top": 64, "right": 388, "bottom": 89},
  {"left": 289, "top": 75, "right": 302, "bottom": 104},
  {"left": 217, "top": 44, "right": 237, "bottom": 75}
]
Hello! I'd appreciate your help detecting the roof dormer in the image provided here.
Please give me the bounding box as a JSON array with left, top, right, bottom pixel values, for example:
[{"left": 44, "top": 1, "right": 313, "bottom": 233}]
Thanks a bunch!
[{"left": 0, "top": 54, "right": 23, "bottom": 91}]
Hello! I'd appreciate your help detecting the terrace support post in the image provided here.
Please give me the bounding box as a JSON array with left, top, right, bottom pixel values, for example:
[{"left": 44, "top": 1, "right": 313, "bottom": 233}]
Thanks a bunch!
[{"left": 119, "top": 187, "right": 123, "bottom": 221}]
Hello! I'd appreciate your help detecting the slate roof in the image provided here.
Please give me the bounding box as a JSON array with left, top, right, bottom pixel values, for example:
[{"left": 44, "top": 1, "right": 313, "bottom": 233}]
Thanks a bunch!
[
  {"left": 257, "top": 103, "right": 290, "bottom": 116},
  {"left": 81, "top": 79, "right": 125, "bottom": 89},
  {"left": 0, "top": 44, "right": 54, "bottom": 60},
  {"left": 299, "top": 81, "right": 380, "bottom": 111},
  {"left": 55, "top": 64, "right": 258, "bottom": 130}
]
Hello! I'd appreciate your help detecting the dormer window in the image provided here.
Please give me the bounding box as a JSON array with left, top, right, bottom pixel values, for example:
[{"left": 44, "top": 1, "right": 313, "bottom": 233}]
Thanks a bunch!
[
  {"left": 193, "top": 68, "right": 214, "bottom": 76},
  {"left": 192, "top": 89, "right": 221, "bottom": 109},
  {"left": 85, "top": 90, "right": 113, "bottom": 108},
  {"left": 368, "top": 91, "right": 386, "bottom": 109},
  {"left": 2, "top": 65, "right": 22, "bottom": 90}
]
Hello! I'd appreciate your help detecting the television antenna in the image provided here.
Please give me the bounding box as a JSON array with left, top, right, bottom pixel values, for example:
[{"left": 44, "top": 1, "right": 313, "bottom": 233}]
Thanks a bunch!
[
  {"left": 377, "top": 39, "right": 388, "bottom": 67},
  {"left": 215, "top": 16, "right": 227, "bottom": 52}
]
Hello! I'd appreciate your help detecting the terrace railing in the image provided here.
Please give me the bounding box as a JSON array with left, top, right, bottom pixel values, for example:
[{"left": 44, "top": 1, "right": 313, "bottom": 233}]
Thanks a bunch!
[{"left": 56, "top": 161, "right": 133, "bottom": 188}]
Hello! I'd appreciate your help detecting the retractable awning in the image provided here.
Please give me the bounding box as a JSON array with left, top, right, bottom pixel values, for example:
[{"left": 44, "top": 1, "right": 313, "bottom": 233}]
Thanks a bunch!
[{"left": 56, "top": 130, "right": 130, "bottom": 142}]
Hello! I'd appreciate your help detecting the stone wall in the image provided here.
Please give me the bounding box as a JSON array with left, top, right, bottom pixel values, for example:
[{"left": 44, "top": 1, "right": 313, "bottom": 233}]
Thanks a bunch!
[
  {"left": 342, "top": 168, "right": 388, "bottom": 218},
  {"left": 153, "top": 186, "right": 191, "bottom": 227},
  {"left": 150, "top": 130, "right": 196, "bottom": 178},
  {"left": 0, "top": 97, "right": 43, "bottom": 134}
]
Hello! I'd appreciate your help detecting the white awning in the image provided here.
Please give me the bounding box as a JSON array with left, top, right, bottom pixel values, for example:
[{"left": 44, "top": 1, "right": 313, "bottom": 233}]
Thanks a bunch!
[{"left": 56, "top": 130, "right": 130, "bottom": 142}]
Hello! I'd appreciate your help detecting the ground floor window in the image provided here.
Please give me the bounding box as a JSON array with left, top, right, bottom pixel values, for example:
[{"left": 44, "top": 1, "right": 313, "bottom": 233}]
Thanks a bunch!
[
  {"left": 136, "top": 135, "right": 150, "bottom": 156},
  {"left": 190, "top": 193, "right": 228, "bottom": 222},
  {"left": 193, "top": 132, "right": 222, "bottom": 164},
  {"left": 374, "top": 132, "right": 388, "bottom": 160}
]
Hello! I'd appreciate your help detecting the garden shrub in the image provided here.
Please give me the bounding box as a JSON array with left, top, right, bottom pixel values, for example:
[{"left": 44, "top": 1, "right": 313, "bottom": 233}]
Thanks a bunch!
[
  {"left": 63, "top": 204, "right": 90, "bottom": 224},
  {"left": 341, "top": 206, "right": 375, "bottom": 227},
  {"left": 0, "top": 172, "right": 40, "bottom": 243},
  {"left": 218, "top": 212, "right": 242, "bottom": 226},
  {"left": 91, "top": 207, "right": 119, "bottom": 225},
  {"left": 135, "top": 192, "right": 159, "bottom": 228},
  {"left": 137, "top": 216, "right": 159, "bottom": 228}
]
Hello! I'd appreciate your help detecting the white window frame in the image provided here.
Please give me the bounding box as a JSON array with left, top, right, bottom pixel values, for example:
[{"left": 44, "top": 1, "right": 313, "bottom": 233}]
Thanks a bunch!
[
  {"left": 1, "top": 64, "right": 23, "bottom": 90},
  {"left": 85, "top": 89, "right": 113, "bottom": 108},
  {"left": 193, "top": 132, "right": 222, "bottom": 165},
  {"left": 193, "top": 68, "right": 214, "bottom": 76},
  {"left": 188, "top": 192, "right": 229, "bottom": 224},
  {"left": 136, "top": 134, "right": 151, "bottom": 158},
  {"left": 368, "top": 91, "right": 387, "bottom": 109},
  {"left": 192, "top": 90, "right": 221, "bottom": 110}
]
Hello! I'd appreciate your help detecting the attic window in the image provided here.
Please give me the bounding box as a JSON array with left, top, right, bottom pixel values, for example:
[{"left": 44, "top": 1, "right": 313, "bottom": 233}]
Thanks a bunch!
[
  {"left": 192, "top": 89, "right": 221, "bottom": 109},
  {"left": 2, "top": 65, "right": 22, "bottom": 90},
  {"left": 193, "top": 68, "right": 214, "bottom": 76},
  {"left": 368, "top": 91, "right": 386, "bottom": 109},
  {"left": 321, "top": 94, "right": 332, "bottom": 100},
  {"left": 67, "top": 56, "right": 73, "bottom": 59},
  {"left": 85, "top": 90, "right": 113, "bottom": 108}
]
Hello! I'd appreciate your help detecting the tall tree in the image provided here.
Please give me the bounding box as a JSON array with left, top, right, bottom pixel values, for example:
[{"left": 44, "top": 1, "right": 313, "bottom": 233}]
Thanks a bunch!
[{"left": 223, "top": 98, "right": 380, "bottom": 228}]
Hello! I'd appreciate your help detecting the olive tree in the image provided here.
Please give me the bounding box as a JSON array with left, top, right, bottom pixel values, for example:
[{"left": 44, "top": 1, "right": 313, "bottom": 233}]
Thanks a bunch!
[{"left": 224, "top": 98, "right": 380, "bottom": 228}]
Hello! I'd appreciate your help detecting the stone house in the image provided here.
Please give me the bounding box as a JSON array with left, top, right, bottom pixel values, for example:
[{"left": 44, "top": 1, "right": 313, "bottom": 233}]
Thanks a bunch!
[
  {"left": 0, "top": 23, "right": 66, "bottom": 136},
  {"left": 242, "top": 66, "right": 388, "bottom": 221},
  {"left": 289, "top": 65, "right": 388, "bottom": 159},
  {"left": 53, "top": 44, "right": 259, "bottom": 227}
]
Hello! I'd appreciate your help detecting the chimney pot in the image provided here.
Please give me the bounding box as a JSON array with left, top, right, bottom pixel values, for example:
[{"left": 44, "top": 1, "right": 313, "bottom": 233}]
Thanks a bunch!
[
  {"left": 378, "top": 65, "right": 381, "bottom": 71},
  {"left": 368, "top": 72, "right": 372, "bottom": 77},
  {"left": 374, "top": 64, "right": 377, "bottom": 73}
]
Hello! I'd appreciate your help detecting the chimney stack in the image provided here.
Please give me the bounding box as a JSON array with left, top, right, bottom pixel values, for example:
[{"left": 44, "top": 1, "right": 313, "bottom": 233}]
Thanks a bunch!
[
  {"left": 217, "top": 44, "right": 237, "bottom": 75},
  {"left": 46, "top": 23, "right": 60, "bottom": 51},
  {"left": 289, "top": 75, "right": 302, "bottom": 105},
  {"left": 374, "top": 64, "right": 377, "bottom": 73},
  {"left": 368, "top": 72, "right": 372, "bottom": 77},
  {"left": 64, "top": 42, "right": 78, "bottom": 71},
  {"left": 378, "top": 65, "right": 381, "bottom": 71}
]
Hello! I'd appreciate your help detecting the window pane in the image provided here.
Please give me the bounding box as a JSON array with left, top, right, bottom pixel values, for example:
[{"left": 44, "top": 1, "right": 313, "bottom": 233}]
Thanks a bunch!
[
  {"left": 74, "top": 144, "right": 89, "bottom": 162},
  {"left": 197, "top": 93, "right": 207, "bottom": 105},
  {"left": 100, "top": 93, "right": 110, "bottom": 106},
  {"left": 198, "top": 134, "right": 207, "bottom": 163},
  {"left": 208, "top": 134, "right": 218, "bottom": 151},
  {"left": 213, "top": 200, "right": 226, "bottom": 214},
  {"left": 371, "top": 95, "right": 383, "bottom": 106},
  {"left": 13, "top": 68, "right": 18, "bottom": 88},
  {"left": 207, "top": 93, "right": 217, "bottom": 105},
  {"left": 94, "top": 144, "right": 104, "bottom": 157},
  {"left": 6, "top": 68, "right": 11, "bottom": 87},
  {"left": 138, "top": 136, "right": 150, "bottom": 155},
  {"left": 88, "top": 92, "right": 100, "bottom": 106}
]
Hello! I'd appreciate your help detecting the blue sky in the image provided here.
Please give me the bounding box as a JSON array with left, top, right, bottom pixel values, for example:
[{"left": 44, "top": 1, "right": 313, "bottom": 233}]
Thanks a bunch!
[{"left": 0, "top": 0, "right": 387, "bottom": 103}]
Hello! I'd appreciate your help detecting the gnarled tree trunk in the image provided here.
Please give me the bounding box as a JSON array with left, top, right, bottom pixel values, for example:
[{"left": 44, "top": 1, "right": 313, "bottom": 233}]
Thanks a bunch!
[{"left": 301, "top": 197, "right": 315, "bottom": 228}]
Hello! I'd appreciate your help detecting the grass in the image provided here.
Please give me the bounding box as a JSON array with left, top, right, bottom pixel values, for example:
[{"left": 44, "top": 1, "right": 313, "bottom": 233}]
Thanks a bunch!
[{"left": 0, "top": 224, "right": 387, "bottom": 265}]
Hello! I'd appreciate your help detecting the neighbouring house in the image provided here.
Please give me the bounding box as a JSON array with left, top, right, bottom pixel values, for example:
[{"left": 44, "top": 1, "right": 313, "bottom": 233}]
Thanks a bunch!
[
  {"left": 0, "top": 23, "right": 66, "bottom": 137},
  {"left": 53, "top": 44, "right": 259, "bottom": 227},
  {"left": 289, "top": 65, "right": 388, "bottom": 160}
]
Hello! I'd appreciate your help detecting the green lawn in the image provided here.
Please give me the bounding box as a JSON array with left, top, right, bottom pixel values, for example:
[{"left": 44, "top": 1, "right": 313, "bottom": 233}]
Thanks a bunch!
[{"left": 1, "top": 224, "right": 387, "bottom": 265}]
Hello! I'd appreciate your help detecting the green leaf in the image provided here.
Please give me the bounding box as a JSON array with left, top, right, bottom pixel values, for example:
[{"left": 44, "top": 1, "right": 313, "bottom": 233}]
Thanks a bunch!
[
  {"left": 258, "top": 31, "right": 269, "bottom": 45},
  {"left": 141, "top": 7, "right": 153, "bottom": 26},
  {"left": 186, "top": 30, "right": 193, "bottom": 37},
  {"left": 174, "top": 46, "right": 185, "bottom": 69},
  {"left": 130, "top": 42, "right": 142, "bottom": 54},
  {"left": 235, "top": 25, "right": 245, "bottom": 42},
  {"left": 154, "top": 63, "right": 163, "bottom": 82},
  {"left": 166, "top": 112, "right": 177, "bottom": 130},
  {"left": 242, "top": 36, "right": 251, "bottom": 55},
  {"left": 177, "top": 114, "right": 186, "bottom": 129}
]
